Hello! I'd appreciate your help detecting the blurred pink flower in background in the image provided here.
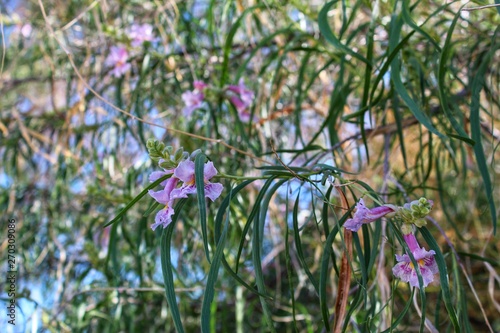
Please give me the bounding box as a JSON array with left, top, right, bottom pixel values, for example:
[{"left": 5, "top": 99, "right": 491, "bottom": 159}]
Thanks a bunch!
[
  {"left": 128, "top": 23, "right": 156, "bottom": 47},
  {"left": 181, "top": 81, "right": 207, "bottom": 116},
  {"left": 105, "top": 45, "right": 131, "bottom": 78},
  {"left": 20, "top": 23, "right": 33, "bottom": 38},
  {"left": 225, "top": 79, "right": 256, "bottom": 122}
]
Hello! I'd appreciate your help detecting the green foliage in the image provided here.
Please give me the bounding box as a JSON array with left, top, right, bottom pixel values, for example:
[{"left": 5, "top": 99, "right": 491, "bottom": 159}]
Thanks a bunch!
[{"left": 2, "top": 0, "right": 500, "bottom": 332}]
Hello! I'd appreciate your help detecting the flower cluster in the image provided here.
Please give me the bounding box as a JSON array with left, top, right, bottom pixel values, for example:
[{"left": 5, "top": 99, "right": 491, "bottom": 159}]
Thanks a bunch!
[
  {"left": 146, "top": 140, "right": 223, "bottom": 231},
  {"left": 181, "top": 79, "right": 257, "bottom": 122},
  {"left": 106, "top": 23, "right": 157, "bottom": 78},
  {"left": 343, "top": 197, "right": 437, "bottom": 289}
]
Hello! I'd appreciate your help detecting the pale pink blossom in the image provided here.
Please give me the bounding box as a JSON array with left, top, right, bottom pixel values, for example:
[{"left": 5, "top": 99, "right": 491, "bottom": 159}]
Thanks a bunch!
[
  {"left": 128, "top": 23, "right": 156, "bottom": 47},
  {"left": 225, "top": 79, "right": 256, "bottom": 122},
  {"left": 181, "top": 81, "right": 207, "bottom": 116},
  {"left": 105, "top": 45, "right": 131, "bottom": 78}
]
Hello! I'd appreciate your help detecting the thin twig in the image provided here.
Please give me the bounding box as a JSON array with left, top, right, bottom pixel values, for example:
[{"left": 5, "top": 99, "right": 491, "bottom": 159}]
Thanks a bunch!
[{"left": 462, "top": 4, "right": 500, "bottom": 11}]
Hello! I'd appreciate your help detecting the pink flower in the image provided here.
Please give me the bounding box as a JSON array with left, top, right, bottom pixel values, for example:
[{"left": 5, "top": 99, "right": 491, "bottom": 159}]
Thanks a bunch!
[
  {"left": 170, "top": 160, "right": 223, "bottom": 201},
  {"left": 343, "top": 198, "right": 396, "bottom": 232},
  {"left": 20, "top": 24, "right": 32, "bottom": 38},
  {"left": 392, "top": 233, "right": 438, "bottom": 288},
  {"left": 225, "top": 79, "right": 256, "bottom": 122},
  {"left": 105, "top": 45, "right": 131, "bottom": 78},
  {"left": 128, "top": 23, "right": 156, "bottom": 47},
  {"left": 148, "top": 165, "right": 178, "bottom": 230},
  {"left": 193, "top": 81, "right": 207, "bottom": 90},
  {"left": 181, "top": 81, "right": 207, "bottom": 116}
]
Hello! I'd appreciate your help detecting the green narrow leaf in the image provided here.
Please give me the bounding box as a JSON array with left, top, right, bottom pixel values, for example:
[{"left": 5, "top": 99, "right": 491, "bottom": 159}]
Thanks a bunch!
[
  {"left": 104, "top": 173, "right": 170, "bottom": 227},
  {"left": 456, "top": 252, "right": 498, "bottom": 266},
  {"left": 402, "top": 0, "right": 441, "bottom": 52},
  {"left": 318, "top": 1, "right": 370, "bottom": 65},
  {"left": 453, "top": 255, "right": 474, "bottom": 332},
  {"left": 220, "top": 4, "right": 266, "bottom": 87},
  {"left": 106, "top": 220, "right": 120, "bottom": 279},
  {"left": 293, "top": 190, "right": 319, "bottom": 293},
  {"left": 420, "top": 227, "right": 460, "bottom": 331},
  {"left": 353, "top": 232, "right": 368, "bottom": 287},
  {"left": 201, "top": 191, "right": 231, "bottom": 332},
  {"left": 194, "top": 154, "right": 211, "bottom": 262},
  {"left": 235, "top": 176, "right": 280, "bottom": 273},
  {"left": 253, "top": 211, "right": 276, "bottom": 333},
  {"left": 213, "top": 180, "right": 271, "bottom": 297},
  {"left": 437, "top": 4, "right": 474, "bottom": 145},
  {"left": 250, "top": 179, "right": 290, "bottom": 332},
  {"left": 284, "top": 184, "right": 299, "bottom": 331},
  {"left": 380, "top": 288, "right": 415, "bottom": 333},
  {"left": 143, "top": 201, "right": 160, "bottom": 217},
  {"left": 160, "top": 199, "right": 188, "bottom": 333},
  {"left": 389, "top": 14, "right": 445, "bottom": 141},
  {"left": 470, "top": 27, "right": 499, "bottom": 233}
]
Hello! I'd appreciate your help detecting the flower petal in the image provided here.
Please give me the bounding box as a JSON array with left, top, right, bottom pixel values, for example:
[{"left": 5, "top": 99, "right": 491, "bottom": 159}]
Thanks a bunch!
[
  {"left": 148, "top": 189, "right": 170, "bottom": 205},
  {"left": 149, "top": 171, "right": 167, "bottom": 184},
  {"left": 204, "top": 182, "right": 223, "bottom": 201},
  {"left": 343, "top": 198, "right": 396, "bottom": 232},
  {"left": 151, "top": 206, "right": 175, "bottom": 230},
  {"left": 170, "top": 185, "right": 196, "bottom": 200},
  {"left": 203, "top": 161, "right": 218, "bottom": 180},
  {"left": 173, "top": 160, "right": 195, "bottom": 183}
]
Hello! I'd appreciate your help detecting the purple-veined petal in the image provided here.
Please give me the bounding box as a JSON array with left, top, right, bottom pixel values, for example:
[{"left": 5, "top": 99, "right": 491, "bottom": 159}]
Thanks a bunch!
[{"left": 393, "top": 239, "right": 438, "bottom": 289}]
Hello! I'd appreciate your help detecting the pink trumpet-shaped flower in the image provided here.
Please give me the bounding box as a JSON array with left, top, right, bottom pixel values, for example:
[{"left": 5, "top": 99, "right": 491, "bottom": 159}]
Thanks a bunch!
[
  {"left": 105, "top": 45, "right": 131, "bottom": 78},
  {"left": 170, "top": 160, "right": 223, "bottom": 201},
  {"left": 392, "top": 233, "right": 438, "bottom": 288},
  {"left": 343, "top": 198, "right": 396, "bottom": 232}
]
